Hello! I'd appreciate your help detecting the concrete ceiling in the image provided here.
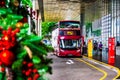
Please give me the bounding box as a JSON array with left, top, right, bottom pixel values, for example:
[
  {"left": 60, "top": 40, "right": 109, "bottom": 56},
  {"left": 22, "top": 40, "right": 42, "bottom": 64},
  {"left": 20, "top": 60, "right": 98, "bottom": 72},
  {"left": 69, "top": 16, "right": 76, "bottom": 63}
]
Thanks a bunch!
[{"left": 42, "top": 0, "right": 97, "bottom": 22}]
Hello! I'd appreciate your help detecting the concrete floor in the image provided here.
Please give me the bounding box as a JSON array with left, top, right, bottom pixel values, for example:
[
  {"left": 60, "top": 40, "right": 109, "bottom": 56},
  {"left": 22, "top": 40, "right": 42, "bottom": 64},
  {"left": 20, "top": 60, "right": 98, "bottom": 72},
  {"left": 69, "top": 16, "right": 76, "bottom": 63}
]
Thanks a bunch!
[{"left": 46, "top": 53, "right": 118, "bottom": 80}]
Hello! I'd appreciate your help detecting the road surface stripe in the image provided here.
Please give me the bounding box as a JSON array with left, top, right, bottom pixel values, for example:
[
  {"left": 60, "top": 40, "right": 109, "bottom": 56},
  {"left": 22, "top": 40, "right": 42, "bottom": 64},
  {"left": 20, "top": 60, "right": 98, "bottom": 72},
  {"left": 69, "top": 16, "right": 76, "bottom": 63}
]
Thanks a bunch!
[
  {"left": 83, "top": 56, "right": 120, "bottom": 80},
  {"left": 75, "top": 58, "right": 107, "bottom": 80}
]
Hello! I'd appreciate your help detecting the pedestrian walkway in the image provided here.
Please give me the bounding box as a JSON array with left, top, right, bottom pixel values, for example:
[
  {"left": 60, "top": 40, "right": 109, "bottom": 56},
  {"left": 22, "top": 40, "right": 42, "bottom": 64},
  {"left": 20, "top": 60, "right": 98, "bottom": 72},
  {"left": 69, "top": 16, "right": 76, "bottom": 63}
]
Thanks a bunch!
[
  {"left": 115, "top": 47, "right": 120, "bottom": 69},
  {"left": 86, "top": 48, "right": 120, "bottom": 68},
  {"left": 81, "top": 56, "right": 119, "bottom": 80},
  {"left": 84, "top": 47, "right": 120, "bottom": 79}
]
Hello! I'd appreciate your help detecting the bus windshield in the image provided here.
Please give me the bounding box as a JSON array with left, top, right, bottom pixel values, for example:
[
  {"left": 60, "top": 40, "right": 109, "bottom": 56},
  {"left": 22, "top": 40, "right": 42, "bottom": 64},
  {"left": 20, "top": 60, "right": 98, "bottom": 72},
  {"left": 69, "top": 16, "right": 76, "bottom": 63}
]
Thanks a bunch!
[
  {"left": 59, "top": 21, "right": 80, "bottom": 28},
  {"left": 60, "top": 39, "right": 80, "bottom": 50}
]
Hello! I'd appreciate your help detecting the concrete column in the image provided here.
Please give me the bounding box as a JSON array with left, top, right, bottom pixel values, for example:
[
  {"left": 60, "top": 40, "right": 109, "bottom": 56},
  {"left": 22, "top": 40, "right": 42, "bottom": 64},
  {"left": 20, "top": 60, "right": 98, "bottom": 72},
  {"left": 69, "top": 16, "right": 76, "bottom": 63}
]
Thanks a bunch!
[
  {"left": 80, "top": 3, "right": 85, "bottom": 36},
  {"left": 38, "top": 0, "right": 44, "bottom": 22}
]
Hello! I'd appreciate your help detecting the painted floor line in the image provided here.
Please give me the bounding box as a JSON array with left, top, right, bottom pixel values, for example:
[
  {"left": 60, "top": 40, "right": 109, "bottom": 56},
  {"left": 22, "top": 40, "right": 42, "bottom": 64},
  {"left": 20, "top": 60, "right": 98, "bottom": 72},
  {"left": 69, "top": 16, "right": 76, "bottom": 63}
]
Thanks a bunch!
[
  {"left": 75, "top": 58, "right": 107, "bottom": 80},
  {"left": 83, "top": 56, "right": 120, "bottom": 80}
]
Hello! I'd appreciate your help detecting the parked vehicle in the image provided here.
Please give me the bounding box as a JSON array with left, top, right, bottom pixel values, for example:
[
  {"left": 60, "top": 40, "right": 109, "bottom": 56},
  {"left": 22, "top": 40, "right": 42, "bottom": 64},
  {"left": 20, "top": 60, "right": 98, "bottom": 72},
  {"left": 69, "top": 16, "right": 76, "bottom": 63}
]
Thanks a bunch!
[{"left": 51, "top": 20, "right": 83, "bottom": 57}]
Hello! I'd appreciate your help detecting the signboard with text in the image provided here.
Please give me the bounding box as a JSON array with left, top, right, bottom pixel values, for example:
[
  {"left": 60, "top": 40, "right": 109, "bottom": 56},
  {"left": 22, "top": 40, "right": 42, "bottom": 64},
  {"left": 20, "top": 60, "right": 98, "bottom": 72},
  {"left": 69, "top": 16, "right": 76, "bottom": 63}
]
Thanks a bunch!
[
  {"left": 108, "top": 37, "right": 115, "bottom": 65},
  {"left": 66, "top": 31, "right": 74, "bottom": 35}
]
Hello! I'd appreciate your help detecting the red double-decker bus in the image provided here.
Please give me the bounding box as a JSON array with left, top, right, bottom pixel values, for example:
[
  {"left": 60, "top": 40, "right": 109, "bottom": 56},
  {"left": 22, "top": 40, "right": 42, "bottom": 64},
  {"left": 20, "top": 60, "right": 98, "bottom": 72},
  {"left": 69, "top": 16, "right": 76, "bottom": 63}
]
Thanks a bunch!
[{"left": 52, "top": 20, "right": 83, "bottom": 57}]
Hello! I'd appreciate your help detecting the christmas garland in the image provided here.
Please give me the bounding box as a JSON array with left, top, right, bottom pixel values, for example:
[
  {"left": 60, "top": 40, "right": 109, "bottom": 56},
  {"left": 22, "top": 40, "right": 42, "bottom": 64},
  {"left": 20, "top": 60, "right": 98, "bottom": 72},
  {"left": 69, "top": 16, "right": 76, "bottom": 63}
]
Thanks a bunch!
[{"left": 0, "top": 0, "right": 52, "bottom": 80}]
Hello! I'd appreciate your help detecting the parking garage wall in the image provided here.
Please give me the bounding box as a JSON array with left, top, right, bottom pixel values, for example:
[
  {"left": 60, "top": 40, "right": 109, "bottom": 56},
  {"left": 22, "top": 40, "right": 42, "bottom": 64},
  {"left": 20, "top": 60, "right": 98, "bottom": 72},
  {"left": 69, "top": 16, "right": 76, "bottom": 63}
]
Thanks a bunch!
[{"left": 84, "top": 0, "right": 120, "bottom": 47}]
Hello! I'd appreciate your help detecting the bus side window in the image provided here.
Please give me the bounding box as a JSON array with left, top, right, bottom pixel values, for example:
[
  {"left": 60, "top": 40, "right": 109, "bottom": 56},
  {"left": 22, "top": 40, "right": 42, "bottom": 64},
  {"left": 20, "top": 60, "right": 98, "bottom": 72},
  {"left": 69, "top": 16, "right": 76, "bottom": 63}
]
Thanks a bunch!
[{"left": 79, "top": 39, "right": 82, "bottom": 47}]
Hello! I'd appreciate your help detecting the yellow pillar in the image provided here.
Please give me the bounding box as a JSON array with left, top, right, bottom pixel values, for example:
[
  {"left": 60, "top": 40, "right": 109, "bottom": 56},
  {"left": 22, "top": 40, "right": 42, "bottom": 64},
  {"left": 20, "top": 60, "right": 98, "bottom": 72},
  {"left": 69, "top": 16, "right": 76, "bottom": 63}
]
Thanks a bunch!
[{"left": 88, "top": 39, "right": 93, "bottom": 58}]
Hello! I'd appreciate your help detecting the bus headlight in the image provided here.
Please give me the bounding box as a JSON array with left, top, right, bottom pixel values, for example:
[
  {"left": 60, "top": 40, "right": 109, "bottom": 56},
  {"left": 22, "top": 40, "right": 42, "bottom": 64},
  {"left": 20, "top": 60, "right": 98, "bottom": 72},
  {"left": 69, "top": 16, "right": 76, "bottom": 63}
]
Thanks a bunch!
[
  {"left": 77, "top": 50, "right": 80, "bottom": 52},
  {"left": 60, "top": 49, "right": 64, "bottom": 52}
]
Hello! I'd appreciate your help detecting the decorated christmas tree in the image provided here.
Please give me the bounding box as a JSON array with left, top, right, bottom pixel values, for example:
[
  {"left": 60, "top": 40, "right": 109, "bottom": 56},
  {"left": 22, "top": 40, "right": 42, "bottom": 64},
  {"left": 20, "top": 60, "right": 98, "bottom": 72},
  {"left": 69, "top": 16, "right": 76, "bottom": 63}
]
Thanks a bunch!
[{"left": 0, "top": 0, "right": 52, "bottom": 80}]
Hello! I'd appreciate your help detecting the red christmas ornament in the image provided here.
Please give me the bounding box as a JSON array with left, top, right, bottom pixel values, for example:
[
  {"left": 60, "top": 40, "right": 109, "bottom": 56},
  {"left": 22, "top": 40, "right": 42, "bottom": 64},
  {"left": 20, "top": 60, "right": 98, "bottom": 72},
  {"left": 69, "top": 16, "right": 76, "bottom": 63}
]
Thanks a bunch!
[
  {"left": 1, "top": 67, "right": 5, "bottom": 72},
  {"left": 0, "top": 28, "right": 19, "bottom": 49},
  {"left": 33, "top": 73, "right": 40, "bottom": 80},
  {"left": 23, "top": 61, "right": 27, "bottom": 65},
  {"left": 0, "top": 66, "right": 5, "bottom": 72},
  {"left": 0, "top": 50, "right": 15, "bottom": 66},
  {"left": 0, "top": 41, "right": 4, "bottom": 51},
  {"left": 14, "top": 28, "right": 20, "bottom": 34},
  {"left": 0, "top": 0, "right": 5, "bottom": 7},
  {"left": 0, "top": 61, "right": 3, "bottom": 66},
  {"left": 27, "top": 77, "right": 32, "bottom": 80},
  {"left": 2, "top": 30, "right": 6, "bottom": 35},
  {"left": 25, "top": 71, "right": 31, "bottom": 76},
  {"left": 19, "top": 17, "right": 28, "bottom": 23},
  {"left": 7, "top": 27, "right": 12, "bottom": 33},
  {"left": 28, "top": 69, "right": 32, "bottom": 73},
  {"left": 27, "top": 62, "right": 33, "bottom": 68},
  {"left": 33, "top": 69, "right": 38, "bottom": 73},
  {"left": 22, "top": 70, "right": 26, "bottom": 74},
  {"left": 2, "top": 35, "right": 10, "bottom": 41}
]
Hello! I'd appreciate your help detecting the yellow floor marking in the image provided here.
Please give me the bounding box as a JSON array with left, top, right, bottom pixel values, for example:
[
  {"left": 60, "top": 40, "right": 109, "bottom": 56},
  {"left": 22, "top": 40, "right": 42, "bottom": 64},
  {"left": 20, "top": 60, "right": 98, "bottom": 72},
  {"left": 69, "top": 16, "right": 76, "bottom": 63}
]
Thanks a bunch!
[
  {"left": 83, "top": 56, "right": 120, "bottom": 80},
  {"left": 113, "top": 68, "right": 120, "bottom": 80},
  {"left": 75, "top": 58, "right": 107, "bottom": 80}
]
